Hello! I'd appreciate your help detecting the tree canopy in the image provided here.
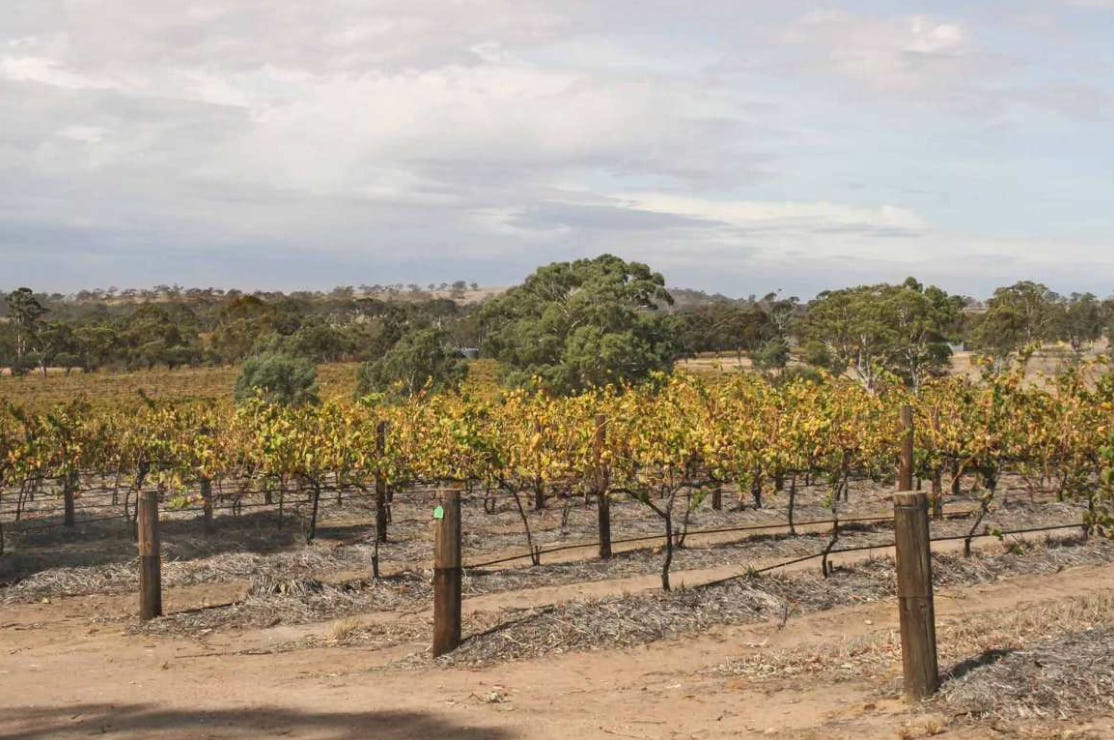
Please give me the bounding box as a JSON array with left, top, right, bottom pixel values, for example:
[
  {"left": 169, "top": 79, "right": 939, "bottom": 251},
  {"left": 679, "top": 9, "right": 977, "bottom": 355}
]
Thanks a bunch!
[
  {"left": 234, "top": 353, "right": 319, "bottom": 407},
  {"left": 478, "top": 255, "right": 680, "bottom": 393},
  {"left": 355, "top": 327, "right": 467, "bottom": 399},
  {"left": 800, "top": 278, "right": 962, "bottom": 392}
]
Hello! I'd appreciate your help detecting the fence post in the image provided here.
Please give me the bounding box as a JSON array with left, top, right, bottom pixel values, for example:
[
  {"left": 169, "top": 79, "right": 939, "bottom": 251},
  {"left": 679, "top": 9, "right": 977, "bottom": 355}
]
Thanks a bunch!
[
  {"left": 200, "top": 477, "right": 214, "bottom": 534},
  {"left": 138, "top": 490, "right": 162, "bottom": 621},
  {"left": 63, "top": 471, "right": 77, "bottom": 528},
  {"left": 595, "top": 414, "right": 612, "bottom": 560},
  {"left": 375, "top": 420, "right": 389, "bottom": 543},
  {"left": 432, "top": 488, "right": 462, "bottom": 657},
  {"left": 899, "top": 404, "right": 914, "bottom": 492},
  {"left": 894, "top": 468, "right": 938, "bottom": 701}
]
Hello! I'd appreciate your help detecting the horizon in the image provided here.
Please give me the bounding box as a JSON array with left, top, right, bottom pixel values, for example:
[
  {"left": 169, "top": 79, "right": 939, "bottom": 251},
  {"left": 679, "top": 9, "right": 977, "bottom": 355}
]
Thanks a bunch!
[{"left": 3, "top": 271, "right": 1112, "bottom": 305}]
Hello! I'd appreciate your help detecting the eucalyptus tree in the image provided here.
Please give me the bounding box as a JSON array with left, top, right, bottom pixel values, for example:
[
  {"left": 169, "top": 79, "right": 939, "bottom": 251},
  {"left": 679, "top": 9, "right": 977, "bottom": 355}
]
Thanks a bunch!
[
  {"left": 479, "top": 254, "right": 680, "bottom": 394},
  {"left": 801, "top": 278, "right": 961, "bottom": 393}
]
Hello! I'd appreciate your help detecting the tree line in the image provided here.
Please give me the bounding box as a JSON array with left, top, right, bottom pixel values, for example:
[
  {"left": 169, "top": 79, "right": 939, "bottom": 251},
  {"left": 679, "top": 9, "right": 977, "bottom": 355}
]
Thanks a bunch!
[{"left": 3, "top": 257, "right": 1113, "bottom": 398}]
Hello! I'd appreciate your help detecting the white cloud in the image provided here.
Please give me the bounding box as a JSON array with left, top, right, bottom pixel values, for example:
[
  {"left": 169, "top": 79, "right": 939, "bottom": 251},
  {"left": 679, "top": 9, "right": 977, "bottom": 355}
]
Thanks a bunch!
[
  {"left": 0, "top": 56, "right": 119, "bottom": 91},
  {"left": 0, "top": 1, "right": 1109, "bottom": 296},
  {"left": 622, "top": 194, "right": 927, "bottom": 236},
  {"left": 780, "top": 11, "right": 975, "bottom": 92},
  {"left": 56, "top": 125, "right": 107, "bottom": 143}
]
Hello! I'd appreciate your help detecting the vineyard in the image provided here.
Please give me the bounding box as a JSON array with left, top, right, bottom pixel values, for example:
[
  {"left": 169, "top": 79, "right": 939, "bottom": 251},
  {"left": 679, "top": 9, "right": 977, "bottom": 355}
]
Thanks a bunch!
[
  {"left": 3, "top": 361, "right": 1113, "bottom": 550},
  {"left": 2, "top": 363, "right": 1114, "bottom": 738}
]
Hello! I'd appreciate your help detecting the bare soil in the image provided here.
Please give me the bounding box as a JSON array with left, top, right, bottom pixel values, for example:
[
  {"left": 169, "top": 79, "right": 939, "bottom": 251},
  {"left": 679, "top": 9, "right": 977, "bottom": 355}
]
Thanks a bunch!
[
  {"left": 0, "top": 548, "right": 1109, "bottom": 735},
  {"left": 2, "top": 479, "right": 1109, "bottom": 739}
]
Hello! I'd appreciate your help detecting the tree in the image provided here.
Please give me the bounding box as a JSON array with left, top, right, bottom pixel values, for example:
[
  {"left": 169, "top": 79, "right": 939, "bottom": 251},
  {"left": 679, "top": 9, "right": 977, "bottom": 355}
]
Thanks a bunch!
[
  {"left": 355, "top": 328, "right": 467, "bottom": 399},
  {"left": 971, "top": 281, "right": 1060, "bottom": 367},
  {"left": 1105, "top": 297, "right": 1114, "bottom": 359},
  {"left": 479, "top": 254, "right": 679, "bottom": 394},
  {"left": 36, "top": 321, "right": 81, "bottom": 374},
  {"left": 234, "top": 353, "right": 319, "bottom": 407},
  {"left": 801, "top": 278, "right": 961, "bottom": 392},
  {"left": 4, "top": 288, "right": 47, "bottom": 366},
  {"left": 211, "top": 295, "right": 275, "bottom": 363},
  {"left": 1056, "top": 293, "right": 1104, "bottom": 353},
  {"left": 256, "top": 322, "right": 351, "bottom": 363},
  {"left": 752, "top": 337, "right": 790, "bottom": 373},
  {"left": 757, "top": 291, "right": 799, "bottom": 339},
  {"left": 674, "top": 302, "right": 767, "bottom": 359},
  {"left": 119, "top": 304, "right": 201, "bottom": 370},
  {"left": 74, "top": 325, "right": 120, "bottom": 371}
]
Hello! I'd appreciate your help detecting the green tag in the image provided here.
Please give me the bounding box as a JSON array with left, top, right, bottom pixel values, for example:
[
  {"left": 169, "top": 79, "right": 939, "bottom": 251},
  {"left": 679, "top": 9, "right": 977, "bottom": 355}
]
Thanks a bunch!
[{"left": 433, "top": 505, "right": 444, "bottom": 520}]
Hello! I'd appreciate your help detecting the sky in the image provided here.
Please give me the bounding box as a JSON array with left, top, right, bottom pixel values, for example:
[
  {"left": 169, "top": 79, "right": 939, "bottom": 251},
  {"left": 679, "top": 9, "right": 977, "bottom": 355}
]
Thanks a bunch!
[{"left": 1, "top": 1, "right": 1112, "bottom": 299}]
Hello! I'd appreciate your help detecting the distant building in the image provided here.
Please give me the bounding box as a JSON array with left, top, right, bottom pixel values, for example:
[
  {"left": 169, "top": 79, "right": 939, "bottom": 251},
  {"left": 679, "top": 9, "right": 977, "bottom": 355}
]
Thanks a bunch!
[{"left": 458, "top": 347, "right": 480, "bottom": 360}]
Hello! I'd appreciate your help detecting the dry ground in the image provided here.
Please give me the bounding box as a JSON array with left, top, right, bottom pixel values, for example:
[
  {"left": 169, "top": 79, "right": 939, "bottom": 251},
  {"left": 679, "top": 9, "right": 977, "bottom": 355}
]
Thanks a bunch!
[
  {"left": 2, "top": 535, "right": 1112, "bottom": 738},
  {"left": 1, "top": 475, "right": 1108, "bottom": 739}
]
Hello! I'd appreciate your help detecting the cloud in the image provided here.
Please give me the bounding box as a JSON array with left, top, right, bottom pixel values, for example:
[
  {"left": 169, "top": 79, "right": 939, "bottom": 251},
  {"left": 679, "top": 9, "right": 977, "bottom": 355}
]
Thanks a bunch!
[
  {"left": 622, "top": 195, "right": 927, "bottom": 236},
  {"left": 774, "top": 10, "right": 997, "bottom": 98},
  {"left": 0, "top": 1, "right": 1110, "bottom": 297},
  {"left": 0, "top": 56, "right": 121, "bottom": 90},
  {"left": 1062, "top": 0, "right": 1114, "bottom": 8}
]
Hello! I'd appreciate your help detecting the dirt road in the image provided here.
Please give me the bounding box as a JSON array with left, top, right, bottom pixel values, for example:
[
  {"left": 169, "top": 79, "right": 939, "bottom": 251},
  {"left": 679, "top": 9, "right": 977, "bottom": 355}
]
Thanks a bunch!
[{"left": 2, "top": 553, "right": 1113, "bottom": 739}]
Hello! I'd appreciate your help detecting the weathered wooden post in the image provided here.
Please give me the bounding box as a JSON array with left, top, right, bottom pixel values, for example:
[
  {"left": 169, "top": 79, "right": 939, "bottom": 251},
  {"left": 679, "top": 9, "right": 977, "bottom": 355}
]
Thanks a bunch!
[
  {"left": 899, "top": 405, "right": 914, "bottom": 492},
  {"left": 432, "top": 488, "right": 462, "bottom": 657},
  {"left": 375, "top": 420, "right": 389, "bottom": 542},
  {"left": 894, "top": 406, "right": 938, "bottom": 700},
  {"left": 595, "top": 414, "right": 612, "bottom": 560},
  {"left": 63, "top": 471, "right": 77, "bottom": 528},
  {"left": 138, "top": 490, "right": 162, "bottom": 620},
  {"left": 200, "top": 477, "right": 214, "bottom": 534}
]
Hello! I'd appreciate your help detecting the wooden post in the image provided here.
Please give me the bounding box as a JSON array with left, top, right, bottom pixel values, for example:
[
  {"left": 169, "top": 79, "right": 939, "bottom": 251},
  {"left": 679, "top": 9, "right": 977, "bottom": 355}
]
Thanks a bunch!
[
  {"left": 375, "top": 420, "right": 389, "bottom": 543},
  {"left": 432, "top": 488, "right": 462, "bottom": 657},
  {"left": 63, "top": 472, "right": 76, "bottom": 528},
  {"left": 595, "top": 414, "right": 612, "bottom": 560},
  {"left": 894, "top": 491, "right": 938, "bottom": 700},
  {"left": 200, "top": 477, "right": 214, "bottom": 534},
  {"left": 899, "top": 405, "right": 914, "bottom": 493},
  {"left": 137, "top": 490, "right": 162, "bottom": 621}
]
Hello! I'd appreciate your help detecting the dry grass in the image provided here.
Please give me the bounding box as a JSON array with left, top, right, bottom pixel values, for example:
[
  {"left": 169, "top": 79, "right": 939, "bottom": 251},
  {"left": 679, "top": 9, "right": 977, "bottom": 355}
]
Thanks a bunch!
[
  {"left": 715, "top": 592, "right": 1114, "bottom": 685},
  {"left": 714, "top": 585, "right": 1114, "bottom": 737},
  {"left": 326, "top": 617, "right": 364, "bottom": 643},
  {"left": 940, "top": 622, "right": 1114, "bottom": 722},
  {"left": 0, "top": 541, "right": 384, "bottom": 604},
  {"left": 129, "top": 570, "right": 432, "bottom": 635},
  {"left": 0, "top": 358, "right": 502, "bottom": 409},
  {"left": 412, "top": 537, "right": 1114, "bottom": 668}
]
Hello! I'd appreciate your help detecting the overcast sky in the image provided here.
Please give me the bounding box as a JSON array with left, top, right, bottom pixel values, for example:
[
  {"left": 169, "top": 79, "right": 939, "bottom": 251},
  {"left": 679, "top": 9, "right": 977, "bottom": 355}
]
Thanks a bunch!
[{"left": 2, "top": 1, "right": 1112, "bottom": 299}]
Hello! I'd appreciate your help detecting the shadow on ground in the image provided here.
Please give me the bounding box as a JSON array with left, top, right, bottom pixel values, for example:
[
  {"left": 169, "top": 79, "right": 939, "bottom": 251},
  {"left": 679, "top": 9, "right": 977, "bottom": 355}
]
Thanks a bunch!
[
  {"left": 0, "top": 703, "right": 515, "bottom": 739},
  {"left": 942, "top": 648, "right": 1014, "bottom": 682},
  {"left": 0, "top": 510, "right": 306, "bottom": 584}
]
